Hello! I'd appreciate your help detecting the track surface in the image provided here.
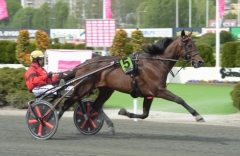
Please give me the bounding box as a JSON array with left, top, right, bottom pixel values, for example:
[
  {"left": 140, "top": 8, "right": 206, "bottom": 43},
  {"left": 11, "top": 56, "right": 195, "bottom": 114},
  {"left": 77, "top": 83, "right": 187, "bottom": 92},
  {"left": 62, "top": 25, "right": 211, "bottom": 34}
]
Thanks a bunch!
[{"left": 0, "top": 116, "right": 240, "bottom": 156}]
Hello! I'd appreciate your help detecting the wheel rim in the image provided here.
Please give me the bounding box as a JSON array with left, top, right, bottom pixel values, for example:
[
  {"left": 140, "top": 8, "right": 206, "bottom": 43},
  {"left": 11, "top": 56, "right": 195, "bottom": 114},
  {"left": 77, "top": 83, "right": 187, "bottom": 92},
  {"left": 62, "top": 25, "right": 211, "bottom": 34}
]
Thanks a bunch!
[
  {"left": 26, "top": 101, "right": 58, "bottom": 139},
  {"left": 74, "top": 99, "right": 104, "bottom": 135}
]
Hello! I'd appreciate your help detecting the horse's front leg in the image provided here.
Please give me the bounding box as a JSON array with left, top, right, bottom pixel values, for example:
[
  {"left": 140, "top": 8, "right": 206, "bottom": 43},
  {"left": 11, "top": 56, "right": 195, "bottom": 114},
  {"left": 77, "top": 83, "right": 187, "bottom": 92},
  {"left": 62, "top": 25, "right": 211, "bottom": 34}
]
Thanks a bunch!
[
  {"left": 157, "top": 88, "right": 205, "bottom": 122},
  {"left": 118, "top": 97, "right": 153, "bottom": 119}
]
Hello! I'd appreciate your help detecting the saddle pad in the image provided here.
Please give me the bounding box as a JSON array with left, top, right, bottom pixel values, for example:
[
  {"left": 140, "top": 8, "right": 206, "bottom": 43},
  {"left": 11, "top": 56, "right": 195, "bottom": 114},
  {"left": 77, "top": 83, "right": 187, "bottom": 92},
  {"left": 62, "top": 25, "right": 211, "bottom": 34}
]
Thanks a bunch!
[{"left": 120, "top": 56, "right": 134, "bottom": 74}]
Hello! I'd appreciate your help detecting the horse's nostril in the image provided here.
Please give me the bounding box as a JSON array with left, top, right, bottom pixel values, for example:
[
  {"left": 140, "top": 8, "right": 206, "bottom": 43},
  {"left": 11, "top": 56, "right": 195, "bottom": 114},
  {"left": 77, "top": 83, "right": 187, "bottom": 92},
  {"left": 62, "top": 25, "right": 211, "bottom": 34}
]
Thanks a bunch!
[{"left": 198, "top": 61, "right": 204, "bottom": 66}]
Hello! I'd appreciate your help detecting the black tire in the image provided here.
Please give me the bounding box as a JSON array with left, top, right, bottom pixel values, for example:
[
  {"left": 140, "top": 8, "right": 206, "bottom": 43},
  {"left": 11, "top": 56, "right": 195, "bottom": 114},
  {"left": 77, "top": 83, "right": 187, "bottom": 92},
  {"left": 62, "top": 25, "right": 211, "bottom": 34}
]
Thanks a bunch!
[
  {"left": 73, "top": 98, "right": 104, "bottom": 135},
  {"left": 26, "top": 100, "right": 59, "bottom": 140}
]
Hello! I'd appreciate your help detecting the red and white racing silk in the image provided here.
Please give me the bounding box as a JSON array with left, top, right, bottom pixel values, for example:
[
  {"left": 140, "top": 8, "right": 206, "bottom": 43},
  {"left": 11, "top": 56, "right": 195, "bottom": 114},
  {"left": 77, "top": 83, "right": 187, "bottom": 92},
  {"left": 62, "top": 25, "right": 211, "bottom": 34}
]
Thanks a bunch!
[{"left": 24, "top": 62, "right": 59, "bottom": 92}]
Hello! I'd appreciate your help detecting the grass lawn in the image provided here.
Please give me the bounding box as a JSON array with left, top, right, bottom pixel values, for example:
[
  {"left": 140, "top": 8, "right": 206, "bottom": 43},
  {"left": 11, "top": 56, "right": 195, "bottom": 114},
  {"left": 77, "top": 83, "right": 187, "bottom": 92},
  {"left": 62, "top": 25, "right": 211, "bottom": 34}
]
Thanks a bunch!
[{"left": 103, "top": 83, "right": 239, "bottom": 115}]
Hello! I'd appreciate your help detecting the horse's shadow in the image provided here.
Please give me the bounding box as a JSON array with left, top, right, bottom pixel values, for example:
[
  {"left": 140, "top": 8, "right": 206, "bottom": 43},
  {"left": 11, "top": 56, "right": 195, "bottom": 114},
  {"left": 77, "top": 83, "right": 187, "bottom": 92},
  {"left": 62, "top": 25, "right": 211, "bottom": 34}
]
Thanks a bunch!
[{"left": 53, "top": 131, "right": 238, "bottom": 144}]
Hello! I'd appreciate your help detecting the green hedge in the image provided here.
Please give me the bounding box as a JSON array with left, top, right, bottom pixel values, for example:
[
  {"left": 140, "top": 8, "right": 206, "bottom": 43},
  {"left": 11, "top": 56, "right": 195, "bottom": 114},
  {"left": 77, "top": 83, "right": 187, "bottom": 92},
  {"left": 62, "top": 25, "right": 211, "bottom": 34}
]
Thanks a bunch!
[
  {"left": 230, "top": 82, "right": 240, "bottom": 110},
  {"left": 124, "top": 43, "right": 133, "bottom": 55},
  {"left": 0, "top": 67, "right": 34, "bottom": 108},
  {"left": 196, "top": 31, "right": 236, "bottom": 47},
  {"left": 195, "top": 43, "right": 215, "bottom": 67},
  {"left": 221, "top": 42, "right": 240, "bottom": 67},
  {"left": 175, "top": 43, "right": 215, "bottom": 67},
  {"left": 0, "top": 40, "right": 18, "bottom": 64}
]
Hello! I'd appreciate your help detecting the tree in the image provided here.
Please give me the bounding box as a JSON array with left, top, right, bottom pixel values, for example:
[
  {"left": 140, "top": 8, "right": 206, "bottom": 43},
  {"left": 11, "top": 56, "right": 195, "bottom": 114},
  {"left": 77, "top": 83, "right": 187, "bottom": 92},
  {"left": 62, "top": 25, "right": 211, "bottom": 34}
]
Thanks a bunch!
[
  {"left": 52, "top": 1, "right": 69, "bottom": 28},
  {"left": 32, "top": 3, "right": 51, "bottom": 28},
  {"left": 130, "top": 29, "right": 146, "bottom": 53},
  {"left": 230, "top": 0, "right": 238, "bottom": 3},
  {"left": 35, "top": 30, "right": 50, "bottom": 53},
  {"left": 0, "top": 0, "right": 22, "bottom": 28},
  {"left": 15, "top": 30, "right": 31, "bottom": 67},
  {"left": 111, "top": 0, "right": 146, "bottom": 27},
  {"left": 142, "top": 0, "right": 175, "bottom": 28},
  {"left": 11, "top": 7, "right": 35, "bottom": 29},
  {"left": 64, "top": 14, "right": 79, "bottom": 28},
  {"left": 141, "top": 0, "right": 215, "bottom": 28},
  {"left": 178, "top": 0, "right": 198, "bottom": 27},
  {"left": 109, "top": 29, "right": 128, "bottom": 56},
  {"left": 134, "top": 1, "right": 148, "bottom": 28},
  {"left": 224, "top": 12, "right": 237, "bottom": 20},
  {"left": 193, "top": 0, "right": 215, "bottom": 27}
]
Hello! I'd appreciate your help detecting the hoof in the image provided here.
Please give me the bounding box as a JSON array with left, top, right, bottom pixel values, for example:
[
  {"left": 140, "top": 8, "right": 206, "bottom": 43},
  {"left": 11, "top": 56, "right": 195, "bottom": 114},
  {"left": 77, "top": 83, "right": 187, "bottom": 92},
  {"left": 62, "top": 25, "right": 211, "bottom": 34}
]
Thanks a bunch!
[
  {"left": 108, "top": 126, "right": 115, "bottom": 135},
  {"left": 195, "top": 115, "right": 205, "bottom": 122},
  {"left": 118, "top": 108, "right": 127, "bottom": 115}
]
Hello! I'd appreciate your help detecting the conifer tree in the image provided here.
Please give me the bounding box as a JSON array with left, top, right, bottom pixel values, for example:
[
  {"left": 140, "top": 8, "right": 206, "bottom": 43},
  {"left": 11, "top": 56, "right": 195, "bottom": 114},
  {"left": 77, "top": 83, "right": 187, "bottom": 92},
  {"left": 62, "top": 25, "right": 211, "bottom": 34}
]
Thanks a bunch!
[
  {"left": 15, "top": 30, "right": 31, "bottom": 67},
  {"left": 130, "top": 29, "right": 146, "bottom": 53},
  {"left": 35, "top": 30, "right": 50, "bottom": 53},
  {"left": 109, "top": 29, "right": 128, "bottom": 56}
]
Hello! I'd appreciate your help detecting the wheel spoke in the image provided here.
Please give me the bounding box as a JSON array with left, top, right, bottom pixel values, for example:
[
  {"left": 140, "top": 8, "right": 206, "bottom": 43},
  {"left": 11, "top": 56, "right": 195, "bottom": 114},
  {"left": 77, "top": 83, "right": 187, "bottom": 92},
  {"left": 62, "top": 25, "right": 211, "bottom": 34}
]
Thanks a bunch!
[
  {"left": 80, "top": 120, "right": 88, "bottom": 129},
  {"left": 87, "top": 102, "right": 91, "bottom": 115},
  {"left": 42, "top": 120, "right": 54, "bottom": 130},
  {"left": 90, "top": 112, "right": 99, "bottom": 118},
  {"left": 38, "top": 123, "right": 43, "bottom": 136},
  {"left": 28, "top": 119, "right": 38, "bottom": 124},
  {"left": 77, "top": 111, "right": 84, "bottom": 116},
  {"left": 35, "top": 106, "right": 42, "bottom": 118},
  {"left": 27, "top": 101, "right": 59, "bottom": 140},
  {"left": 89, "top": 118, "right": 97, "bottom": 129},
  {"left": 74, "top": 99, "right": 104, "bottom": 135}
]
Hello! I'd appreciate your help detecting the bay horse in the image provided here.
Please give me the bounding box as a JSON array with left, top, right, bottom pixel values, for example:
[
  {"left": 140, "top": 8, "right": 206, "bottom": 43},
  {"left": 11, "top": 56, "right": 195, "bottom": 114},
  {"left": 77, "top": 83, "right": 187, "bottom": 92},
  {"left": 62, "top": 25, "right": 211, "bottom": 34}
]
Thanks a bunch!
[{"left": 57, "top": 30, "right": 205, "bottom": 134}]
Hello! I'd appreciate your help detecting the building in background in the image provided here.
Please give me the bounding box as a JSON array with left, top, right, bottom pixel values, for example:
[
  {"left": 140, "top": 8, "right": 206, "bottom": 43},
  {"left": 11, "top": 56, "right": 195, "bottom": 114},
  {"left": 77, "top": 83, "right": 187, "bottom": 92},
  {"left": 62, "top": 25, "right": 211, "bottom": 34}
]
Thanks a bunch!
[
  {"left": 21, "top": 0, "right": 55, "bottom": 8},
  {"left": 209, "top": 19, "right": 237, "bottom": 27},
  {"left": 21, "top": 0, "right": 76, "bottom": 10}
]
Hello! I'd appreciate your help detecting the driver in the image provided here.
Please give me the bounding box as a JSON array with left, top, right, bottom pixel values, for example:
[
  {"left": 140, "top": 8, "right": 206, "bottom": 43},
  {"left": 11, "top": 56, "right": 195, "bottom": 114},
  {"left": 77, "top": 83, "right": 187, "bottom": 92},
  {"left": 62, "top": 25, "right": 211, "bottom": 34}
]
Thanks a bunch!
[{"left": 24, "top": 50, "right": 60, "bottom": 96}]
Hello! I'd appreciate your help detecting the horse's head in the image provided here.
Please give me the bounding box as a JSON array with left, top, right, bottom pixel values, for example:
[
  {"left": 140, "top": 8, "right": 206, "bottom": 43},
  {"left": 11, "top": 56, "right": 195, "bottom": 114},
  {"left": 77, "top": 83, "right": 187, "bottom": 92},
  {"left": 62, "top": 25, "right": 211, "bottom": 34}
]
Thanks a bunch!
[{"left": 179, "top": 30, "right": 204, "bottom": 68}]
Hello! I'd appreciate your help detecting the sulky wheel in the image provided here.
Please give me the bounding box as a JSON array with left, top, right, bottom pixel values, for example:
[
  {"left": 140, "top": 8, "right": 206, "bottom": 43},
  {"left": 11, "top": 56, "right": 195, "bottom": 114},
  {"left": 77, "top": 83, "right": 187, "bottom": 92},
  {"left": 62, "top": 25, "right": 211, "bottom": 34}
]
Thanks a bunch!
[
  {"left": 26, "top": 100, "right": 59, "bottom": 140},
  {"left": 73, "top": 98, "right": 104, "bottom": 135}
]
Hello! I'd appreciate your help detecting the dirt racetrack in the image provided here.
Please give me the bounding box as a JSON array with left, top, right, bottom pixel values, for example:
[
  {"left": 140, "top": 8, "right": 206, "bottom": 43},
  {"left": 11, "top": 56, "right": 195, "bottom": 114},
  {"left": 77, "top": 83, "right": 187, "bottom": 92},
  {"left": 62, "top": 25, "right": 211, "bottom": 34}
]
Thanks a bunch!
[{"left": 0, "top": 109, "right": 240, "bottom": 156}]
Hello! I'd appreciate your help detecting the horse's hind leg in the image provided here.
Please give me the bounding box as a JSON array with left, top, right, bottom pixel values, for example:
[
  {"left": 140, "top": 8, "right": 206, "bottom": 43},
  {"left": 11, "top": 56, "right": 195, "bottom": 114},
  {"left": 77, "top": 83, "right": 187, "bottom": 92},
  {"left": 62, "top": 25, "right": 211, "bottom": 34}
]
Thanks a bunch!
[
  {"left": 92, "top": 87, "right": 115, "bottom": 135},
  {"left": 157, "top": 88, "right": 205, "bottom": 122},
  {"left": 118, "top": 97, "right": 153, "bottom": 119},
  {"left": 58, "top": 94, "right": 79, "bottom": 120}
]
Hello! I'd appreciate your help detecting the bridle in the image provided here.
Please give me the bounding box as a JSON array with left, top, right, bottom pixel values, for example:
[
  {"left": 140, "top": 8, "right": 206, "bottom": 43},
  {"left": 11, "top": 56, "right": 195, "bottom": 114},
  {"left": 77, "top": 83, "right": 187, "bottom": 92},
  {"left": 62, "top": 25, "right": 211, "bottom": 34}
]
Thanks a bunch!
[{"left": 180, "top": 36, "right": 200, "bottom": 63}]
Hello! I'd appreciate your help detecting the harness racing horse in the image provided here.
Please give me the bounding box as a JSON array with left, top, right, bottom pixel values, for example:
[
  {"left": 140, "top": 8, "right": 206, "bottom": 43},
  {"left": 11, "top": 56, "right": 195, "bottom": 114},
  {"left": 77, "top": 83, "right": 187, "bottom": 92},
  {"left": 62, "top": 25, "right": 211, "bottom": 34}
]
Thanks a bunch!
[{"left": 57, "top": 30, "right": 205, "bottom": 134}]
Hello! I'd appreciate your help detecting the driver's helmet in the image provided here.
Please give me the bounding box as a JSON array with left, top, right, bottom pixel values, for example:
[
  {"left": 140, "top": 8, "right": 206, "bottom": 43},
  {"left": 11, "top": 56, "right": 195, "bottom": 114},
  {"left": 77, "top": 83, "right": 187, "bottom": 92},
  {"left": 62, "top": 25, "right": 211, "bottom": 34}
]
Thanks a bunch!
[{"left": 30, "top": 50, "right": 44, "bottom": 62}]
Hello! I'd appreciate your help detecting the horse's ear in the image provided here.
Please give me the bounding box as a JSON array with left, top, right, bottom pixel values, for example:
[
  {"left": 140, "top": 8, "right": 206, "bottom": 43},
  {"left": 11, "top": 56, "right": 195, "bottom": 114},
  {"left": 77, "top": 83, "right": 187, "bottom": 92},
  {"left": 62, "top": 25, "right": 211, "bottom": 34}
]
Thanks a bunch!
[
  {"left": 181, "top": 30, "right": 185, "bottom": 38},
  {"left": 188, "top": 30, "right": 193, "bottom": 37}
]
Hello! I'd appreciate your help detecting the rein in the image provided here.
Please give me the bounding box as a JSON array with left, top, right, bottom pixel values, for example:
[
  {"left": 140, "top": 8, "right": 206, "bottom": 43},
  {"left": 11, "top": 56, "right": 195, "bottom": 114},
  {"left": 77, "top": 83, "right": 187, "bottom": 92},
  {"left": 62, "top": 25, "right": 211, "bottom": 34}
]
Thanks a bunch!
[
  {"left": 77, "top": 55, "right": 190, "bottom": 83},
  {"left": 138, "top": 56, "right": 189, "bottom": 86}
]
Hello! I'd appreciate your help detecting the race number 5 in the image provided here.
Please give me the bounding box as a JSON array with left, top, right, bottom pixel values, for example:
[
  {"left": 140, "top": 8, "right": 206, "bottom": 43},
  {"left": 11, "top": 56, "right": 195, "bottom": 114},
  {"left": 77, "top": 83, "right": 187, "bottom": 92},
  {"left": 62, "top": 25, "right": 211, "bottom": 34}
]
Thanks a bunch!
[{"left": 120, "top": 57, "right": 133, "bottom": 73}]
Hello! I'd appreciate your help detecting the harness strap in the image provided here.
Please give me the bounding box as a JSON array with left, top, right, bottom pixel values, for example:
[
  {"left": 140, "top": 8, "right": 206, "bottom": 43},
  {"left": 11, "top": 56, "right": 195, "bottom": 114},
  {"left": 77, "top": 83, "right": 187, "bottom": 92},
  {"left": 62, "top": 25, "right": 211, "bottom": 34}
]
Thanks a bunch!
[
  {"left": 130, "top": 54, "right": 138, "bottom": 77},
  {"left": 129, "top": 54, "right": 143, "bottom": 98},
  {"left": 159, "top": 60, "right": 175, "bottom": 77}
]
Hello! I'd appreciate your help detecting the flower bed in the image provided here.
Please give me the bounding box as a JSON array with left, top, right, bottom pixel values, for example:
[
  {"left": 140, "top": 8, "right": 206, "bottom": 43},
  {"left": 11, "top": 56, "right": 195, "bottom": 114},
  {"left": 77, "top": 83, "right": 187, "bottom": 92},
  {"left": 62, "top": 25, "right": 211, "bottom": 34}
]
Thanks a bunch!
[{"left": 186, "top": 80, "right": 238, "bottom": 86}]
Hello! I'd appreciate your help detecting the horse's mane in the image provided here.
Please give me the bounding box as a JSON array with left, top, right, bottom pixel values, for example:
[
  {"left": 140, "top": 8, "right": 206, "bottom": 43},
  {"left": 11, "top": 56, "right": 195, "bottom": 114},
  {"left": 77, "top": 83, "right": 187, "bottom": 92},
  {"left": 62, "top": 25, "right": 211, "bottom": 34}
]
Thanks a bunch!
[{"left": 144, "top": 37, "right": 173, "bottom": 55}]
